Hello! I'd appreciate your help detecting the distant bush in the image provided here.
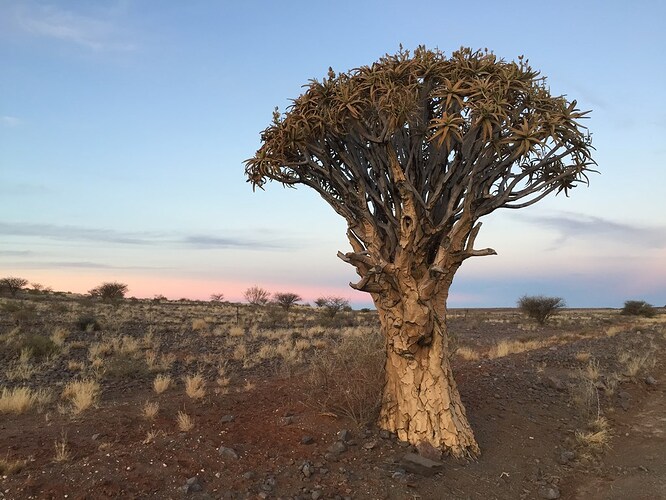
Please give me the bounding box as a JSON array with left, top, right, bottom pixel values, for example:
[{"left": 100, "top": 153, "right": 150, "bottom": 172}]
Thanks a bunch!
[
  {"left": 75, "top": 313, "right": 101, "bottom": 332},
  {"left": 20, "top": 334, "right": 59, "bottom": 360},
  {"left": 0, "top": 277, "right": 28, "bottom": 297},
  {"left": 244, "top": 285, "right": 270, "bottom": 306},
  {"left": 88, "top": 282, "right": 128, "bottom": 302},
  {"left": 517, "top": 295, "right": 565, "bottom": 325},
  {"left": 314, "top": 296, "right": 350, "bottom": 317},
  {"left": 273, "top": 292, "right": 302, "bottom": 310},
  {"left": 1, "top": 302, "right": 37, "bottom": 326},
  {"left": 621, "top": 300, "right": 656, "bottom": 318}
]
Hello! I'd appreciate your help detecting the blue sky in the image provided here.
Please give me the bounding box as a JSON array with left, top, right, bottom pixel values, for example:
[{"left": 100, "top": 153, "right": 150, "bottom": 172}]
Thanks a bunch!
[{"left": 1, "top": 0, "right": 665, "bottom": 308}]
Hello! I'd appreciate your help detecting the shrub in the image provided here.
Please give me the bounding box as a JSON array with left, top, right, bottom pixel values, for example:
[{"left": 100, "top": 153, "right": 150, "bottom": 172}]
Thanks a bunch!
[
  {"left": 244, "top": 285, "right": 270, "bottom": 305},
  {"left": 0, "top": 277, "right": 28, "bottom": 297},
  {"left": 621, "top": 300, "right": 656, "bottom": 318},
  {"left": 517, "top": 295, "right": 565, "bottom": 325},
  {"left": 314, "top": 296, "right": 350, "bottom": 317},
  {"left": 307, "top": 332, "right": 385, "bottom": 425},
  {"left": 1, "top": 302, "right": 37, "bottom": 325},
  {"left": 88, "top": 282, "right": 128, "bottom": 302},
  {"left": 273, "top": 292, "right": 302, "bottom": 310},
  {"left": 19, "top": 334, "right": 59, "bottom": 360},
  {"left": 75, "top": 313, "right": 101, "bottom": 331}
]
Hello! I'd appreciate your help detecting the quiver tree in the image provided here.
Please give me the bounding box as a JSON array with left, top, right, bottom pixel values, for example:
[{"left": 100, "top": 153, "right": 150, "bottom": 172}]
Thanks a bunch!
[{"left": 245, "top": 46, "right": 595, "bottom": 458}]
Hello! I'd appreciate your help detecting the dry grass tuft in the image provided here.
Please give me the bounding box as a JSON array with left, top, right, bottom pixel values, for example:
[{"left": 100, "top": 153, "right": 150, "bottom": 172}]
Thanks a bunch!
[
  {"left": 53, "top": 433, "right": 70, "bottom": 462},
  {"left": 61, "top": 379, "right": 100, "bottom": 414},
  {"left": 488, "top": 339, "right": 547, "bottom": 359},
  {"left": 576, "top": 416, "right": 611, "bottom": 455},
  {"left": 574, "top": 351, "right": 591, "bottom": 363},
  {"left": 192, "top": 318, "right": 209, "bottom": 331},
  {"left": 176, "top": 411, "right": 194, "bottom": 431},
  {"left": 153, "top": 374, "right": 171, "bottom": 394},
  {"left": 0, "top": 454, "right": 27, "bottom": 475},
  {"left": 184, "top": 373, "right": 206, "bottom": 399},
  {"left": 142, "top": 401, "right": 159, "bottom": 420},
  {"left": 456, "top": 346, "right": 481, "bottom": 361},
  {"left": 0, "top": 386, "right": 49, "bottom": 414}
]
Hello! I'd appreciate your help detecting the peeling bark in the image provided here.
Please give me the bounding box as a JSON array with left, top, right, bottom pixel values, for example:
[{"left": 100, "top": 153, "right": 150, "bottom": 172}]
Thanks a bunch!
[{"left": 375, "top": 282, "right": 479, "bottom": 459}]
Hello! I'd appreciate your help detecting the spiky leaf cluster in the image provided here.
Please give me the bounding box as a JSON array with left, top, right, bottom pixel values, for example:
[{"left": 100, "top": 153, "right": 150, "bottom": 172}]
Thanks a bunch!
[{"left": 246, "top": 46, "right": 595, "bottom": 262}]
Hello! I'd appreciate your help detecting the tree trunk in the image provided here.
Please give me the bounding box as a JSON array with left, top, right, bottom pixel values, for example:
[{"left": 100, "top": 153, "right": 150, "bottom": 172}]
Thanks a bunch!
[{"left": 375, "top": 288, "right": 479, "bottom": 459}]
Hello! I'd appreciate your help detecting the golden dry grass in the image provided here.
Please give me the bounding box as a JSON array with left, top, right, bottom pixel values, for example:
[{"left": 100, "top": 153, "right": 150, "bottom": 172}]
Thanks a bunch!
[
  {"left": 183, "top": 373, "right": 206, "bottom": 399},
  {"left": 53, "top": 434, "right": 70, "bottom": 462},
  {"left": 488, "top": 339, "right": 547, "bottom": 359},
  {"left": 0, "top": 455, "right": 27, "bottom": 475},
  {"left": 192, "top": 318, "right": 209, "bottom": 331},
  {"left": 142, "top": 401, "right": 159, "bottom": 420},
  {"left": 457, "top": 346, "right": 481, "bottom": 361},
  {"left": 176, "top": 411, "right": 194, "bottom": 431},
  {"left": 153, "top": 374, "right": 171, "bottom": 394},
  {"left": 0, "top": 386, "right": 49, "bottom": 414},
  {"left": 574, "top": 351, "right": 591, "bottom": 363},
  {"left": 576, "top": 416, "right": 611, "bottom": 454},
  {"left": 61, "top": 379, "right": 100, "bottom": 414}
]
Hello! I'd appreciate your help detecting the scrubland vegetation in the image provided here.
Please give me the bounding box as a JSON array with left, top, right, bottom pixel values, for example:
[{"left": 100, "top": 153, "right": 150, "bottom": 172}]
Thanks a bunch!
[{"left": 0, "top": 282, "right": 664, "bottom": 498}]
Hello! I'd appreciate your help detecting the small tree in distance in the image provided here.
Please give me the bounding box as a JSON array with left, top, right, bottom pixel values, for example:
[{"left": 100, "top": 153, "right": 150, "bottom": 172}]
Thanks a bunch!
[
  {"left": 315, "top": 296, "right": 351, "bottom": 317},
  {"left": 89, "top": 282, "right": 129, "bottom": 302},
  {"left": 244, "top": 285, "right": 270, "bottom": 305},
  {"left": 210, "top": 293, "right": 225, "bottom": 302},
  {"left": 0, "top": 277, "right": 29, "bottom": 297},
  {"left": 621, "top": 300, "right": 656, "bottom": 318},
  {"left": 273, "top": 292, "right": 302, "bottom": 309},
  {"left": 517, "top": 295, "right": 565, "bottom": 325}
]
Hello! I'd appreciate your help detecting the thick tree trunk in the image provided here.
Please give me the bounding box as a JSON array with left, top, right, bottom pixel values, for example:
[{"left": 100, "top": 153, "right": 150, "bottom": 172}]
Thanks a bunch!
[{"left": 375, "top": 290, "right": 479, "bottom": 459}]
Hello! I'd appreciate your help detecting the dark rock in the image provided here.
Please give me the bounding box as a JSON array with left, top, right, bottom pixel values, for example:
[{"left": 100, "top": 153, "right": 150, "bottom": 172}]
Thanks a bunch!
[
  {"left": 281, "top": 416, "right": 295, "bottom": 425},
  {"left": 301, "top": 462, "right": 313, "bottom": 478},
  {"left": 311, "top": 490, "right": 323, "bottom": 500},
  {"left": 261, "top": 476, "right": 277, "bottom": 492},
  {"left": 362, "top": 440, "right": 377, "bottom": 450},
  {"left": 220, "top": 414, "right": 235, "bottom": 423},
  {"left": 645, "top": 376, "right": 657, "bottom": 386},
  {"left": 328, "top": 441, "right": 347, "bottom": 456},
  {"left": 557, "top": 450, "right": 576, "bottom": 465},
  {"left": 547, "top": 376, "right": 566, "bottom": 391},
  {"left": 218, "top": 446, "right": 239, "bottom": 459},
  {"left": 399, "top": 452, "right": 443, "bottom": 476},
  {"left": 379, "top": 429, "right": 391, "bottom": 439},
  {"left": 538, "top": 485, "right": 560, "bottom": 499},
  {"left": 301, "top": 435, "right": 315, "bottom": 445},
  {"left": 183, "top": 476, "right": 203, "bottom": 493},
  {"left": 416, "top": 442, "right": 442, "bottom": 461},
  {"left": 337, "top": 429, "right": 352, "bottom": 442},
  {"left": 618, "top": 391, "right": 631, "bottom": 411},
  {"left": 242, "top": 471, "right": 256, "bottom": 480}
]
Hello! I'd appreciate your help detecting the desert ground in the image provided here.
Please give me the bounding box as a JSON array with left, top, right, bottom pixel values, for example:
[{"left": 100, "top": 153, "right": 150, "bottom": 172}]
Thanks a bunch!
[{"left": 0, "top": 293, "right": 664, "bottom": 499}]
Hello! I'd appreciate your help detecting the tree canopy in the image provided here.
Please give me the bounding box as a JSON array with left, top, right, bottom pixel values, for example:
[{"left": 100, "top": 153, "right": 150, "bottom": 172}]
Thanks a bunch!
[{"left": 245, "top": 46, "right": 595, "bottom": 283}]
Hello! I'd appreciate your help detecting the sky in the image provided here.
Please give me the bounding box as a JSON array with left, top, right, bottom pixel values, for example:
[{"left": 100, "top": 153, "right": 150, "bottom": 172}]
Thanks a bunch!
[{"left": 1, "top": 0, "right": 665, "bottom": 308}]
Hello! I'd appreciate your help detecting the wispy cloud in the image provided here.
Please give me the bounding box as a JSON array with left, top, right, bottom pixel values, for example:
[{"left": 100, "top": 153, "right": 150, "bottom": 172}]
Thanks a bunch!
[
  {"left": 524, "top": 212, "right": 666, "bottom": 248},
  {"left": 0, "top": 222, "right": 292, "bottom": 250},
  {"left": 1, "top": 115, "right": 21, "bottom": 127},
  {"left": 14, "top": 3, "right": 135, "bottom": 51}
]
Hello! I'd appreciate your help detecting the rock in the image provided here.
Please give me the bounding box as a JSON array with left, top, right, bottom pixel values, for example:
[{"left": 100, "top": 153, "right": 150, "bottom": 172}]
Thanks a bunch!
[
  {"left": 261, "top": 476, "right": 277, "bottom": 492},
  {"left": 311, "top": 490, "right": 323, "bottom": 500},
  {"left": 183, "top": 476, "right": 203, "bottom": 493},
  {"left": 379, "top": 429, "right": 391, "bottom": 439},
  {"left": 218, "top": 446, "right": 239, "bottom": 460},
  {"left": 242, "top": 471, "right": 256, "bottom": 480},
  {"left": 538, "top": 485, "right": 560, "bottom": 499},
  {"left": 645, "top": 376, "right": 657, "bottom": 386},
  {"left": 547, "top": 376, "right": 566, "bottom": 391},
  {"left": 301, "top": 435, "right": 315, "bottom": 445},
  {"left": 337, "top": 429, "right": 352, "bottom": 442},
  {"left": 557, "top": 450, "right": 576, "bottom": 465},
  {"left": 281, "top": 416, "right": 295, "bottom": 425},
  {"left": 363, "top": 440, "right": 377, "bottom": 450},
  {"left": 416, "top": 442, "right": 441, "bottom": 461},
  {"left": 618, "top": 391, "right": 631, "bottom": 411},
  {"left": 220, "top": 414, "right": 235, "bottom": 423},
  {"left": 328, "top": 441, "right": 347, "bottom": 456},
  {"left": 399, "top": 452, "right": 443, "bottom": 476},
  {"left": 301, "top": 462, "right": 314, "bottom": 478}
]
